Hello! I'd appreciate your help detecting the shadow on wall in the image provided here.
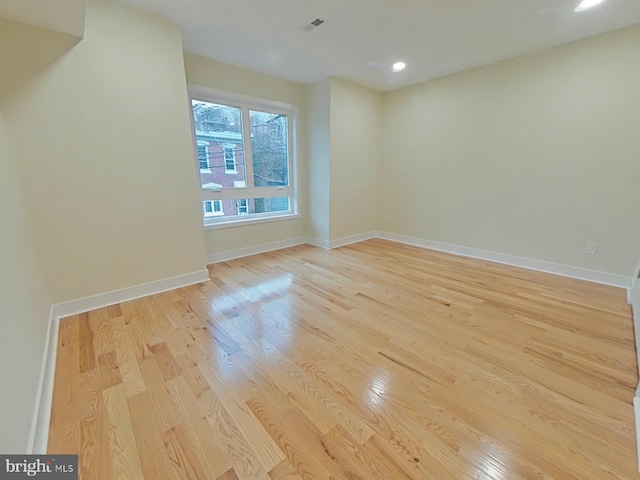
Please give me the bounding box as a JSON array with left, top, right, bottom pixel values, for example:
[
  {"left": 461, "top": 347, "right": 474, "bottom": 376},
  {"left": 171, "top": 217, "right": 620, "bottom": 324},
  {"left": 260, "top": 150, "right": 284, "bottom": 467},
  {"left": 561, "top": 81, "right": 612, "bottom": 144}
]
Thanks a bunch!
[{"left": 0, "top": 16, "right": 80, "bottom": 102}]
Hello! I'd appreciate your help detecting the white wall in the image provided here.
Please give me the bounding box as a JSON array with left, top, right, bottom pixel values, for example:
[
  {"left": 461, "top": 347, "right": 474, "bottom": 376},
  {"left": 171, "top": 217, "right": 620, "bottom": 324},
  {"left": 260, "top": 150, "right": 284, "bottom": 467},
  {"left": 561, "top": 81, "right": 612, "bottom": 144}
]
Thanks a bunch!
[
  {"left": 381, "top": 24, "right": 640, "bottom": 277},
  {"left": 306, "top": 78, "right": 331, "bottom": 242},
  {"left": 329, "top": 78, "right": 381, "bottom": 241},
  {"left": 0, "top": 107, "right": 52, "bottom": 452},
  {"left": 184, "top": 53, "right": 307, "bottom": 257},
  {"left": 1, "top": 0, "right": 206, "bottom": 303}
]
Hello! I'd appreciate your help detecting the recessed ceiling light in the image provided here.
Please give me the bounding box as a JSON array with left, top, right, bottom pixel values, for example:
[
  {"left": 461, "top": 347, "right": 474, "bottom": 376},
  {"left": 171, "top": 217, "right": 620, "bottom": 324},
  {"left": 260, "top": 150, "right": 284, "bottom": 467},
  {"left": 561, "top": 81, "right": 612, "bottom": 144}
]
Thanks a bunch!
[
  {"left": 392, "top": 61, "right": 406, "bottom": 72},
  {"left": 575, "top": 0, "right": 606, "bottom": 12}
]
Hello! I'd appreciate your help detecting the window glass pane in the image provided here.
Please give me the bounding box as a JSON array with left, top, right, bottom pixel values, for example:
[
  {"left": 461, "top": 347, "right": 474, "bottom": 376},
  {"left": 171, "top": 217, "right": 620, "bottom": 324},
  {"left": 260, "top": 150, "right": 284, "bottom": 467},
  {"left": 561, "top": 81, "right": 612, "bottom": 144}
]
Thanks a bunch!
[
  {"left": 192, "top": 100, "right": 246, "bottom": 190},
  {"left": 203, "top": 197, "right": 290, "bottom": 224},
  {"left": 249, "top": 110, "right": 289, "bottom": 187},
  {"left": 254, "top": 196, "right": 290, "bottom": 213}
]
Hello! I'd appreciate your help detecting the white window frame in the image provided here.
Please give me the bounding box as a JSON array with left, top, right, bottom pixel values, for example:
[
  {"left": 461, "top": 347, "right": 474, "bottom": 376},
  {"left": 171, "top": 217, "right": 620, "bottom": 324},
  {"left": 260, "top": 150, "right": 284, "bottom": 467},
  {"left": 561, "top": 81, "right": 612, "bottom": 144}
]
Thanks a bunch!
[
  {"left": 223, "top": 144, "right": 237, "bottom": 173},
  {"left": 203, "top": 200, "right": 224, "bottom": 217},
  {"left": 197, "top": 141, "right": 210, "bottom": 172},
  {"left": 188, "top": 84, "right": 299, "bottom": 229}
]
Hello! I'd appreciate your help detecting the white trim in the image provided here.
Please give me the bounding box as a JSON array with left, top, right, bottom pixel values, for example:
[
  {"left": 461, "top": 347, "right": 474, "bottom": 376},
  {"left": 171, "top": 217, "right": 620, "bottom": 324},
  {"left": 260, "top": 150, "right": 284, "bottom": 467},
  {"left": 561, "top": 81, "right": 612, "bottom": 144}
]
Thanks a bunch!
[
  {"left": 27, "top": 306, "right": 58, "bottom": 454},
  {"left": 376, "top": 231, "right": 631, "bottom": 289},
  {"left": 188, "top": 84, "right": 300, "bottom": 229},
  {"left": 206, "top": 237, "right": 305, "bottom": 265},
  {"left": 204, "top": 212, "right": 299, "bottom": 230},
  {"left": 303, "top": 232, "right": 377, "bottom": 250},
  {"left": 304, "top": 237, "right": 330, "bottom": 249},
  {"left": 51, "top": 270, "right": 210, "bottom": 319},
  {"left": 626, "top": 266, "right": 639, "bottom": 470},
  {"left": 635, "top": 395, "right": 640, "bottom": 472},
  {"left": 201, "top": 186, "right": 293, "bottom": 202},
  {"left": 188, "top": 84, "right": 298, "bottom": 113},
  {"left": 328, "top": 231, "right": 377, "bottom": 249}
]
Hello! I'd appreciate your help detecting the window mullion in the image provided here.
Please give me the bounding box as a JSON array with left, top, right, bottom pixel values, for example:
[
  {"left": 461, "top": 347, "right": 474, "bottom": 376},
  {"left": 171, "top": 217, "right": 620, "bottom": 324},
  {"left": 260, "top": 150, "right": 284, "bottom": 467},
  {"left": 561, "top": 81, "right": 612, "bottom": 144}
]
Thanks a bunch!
[{"left": 242, "top": 106, "right": 255, "bottom": 188}]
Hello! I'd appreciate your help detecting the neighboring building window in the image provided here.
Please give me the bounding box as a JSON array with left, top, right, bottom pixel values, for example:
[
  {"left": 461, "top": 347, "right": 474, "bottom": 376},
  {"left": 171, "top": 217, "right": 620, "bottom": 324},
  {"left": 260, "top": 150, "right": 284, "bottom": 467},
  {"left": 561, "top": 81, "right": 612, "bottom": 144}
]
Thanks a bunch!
[
  {"left": 238, "top": 199, "right": 248, "bottom": 215},
  {"left": 224, "top": 144, "right": 236, "bottom": 173},
  {"left": 197, "top": 142, "right": 210, "bottom": 170},
  {"left": 203, "top": 200, "right": 223, "bottom": 217},
  {"left": 189, "top": 85, "right": 298, "bottom": 227}
]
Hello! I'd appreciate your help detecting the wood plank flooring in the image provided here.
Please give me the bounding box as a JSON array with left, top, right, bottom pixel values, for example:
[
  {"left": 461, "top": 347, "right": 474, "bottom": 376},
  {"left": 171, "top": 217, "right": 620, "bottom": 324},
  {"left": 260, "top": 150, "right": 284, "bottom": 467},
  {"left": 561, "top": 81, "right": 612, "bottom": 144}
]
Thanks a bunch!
[{"left": 48, "top": 239, "right": 639, "bottom": 479}]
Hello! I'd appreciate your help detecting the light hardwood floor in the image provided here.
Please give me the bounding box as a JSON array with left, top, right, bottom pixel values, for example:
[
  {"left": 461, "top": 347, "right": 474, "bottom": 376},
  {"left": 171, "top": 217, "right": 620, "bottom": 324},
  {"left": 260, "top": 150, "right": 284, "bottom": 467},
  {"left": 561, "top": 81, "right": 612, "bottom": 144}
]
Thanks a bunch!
[{"left": 48, "top": 239, "right": 639, "bottom": 479}]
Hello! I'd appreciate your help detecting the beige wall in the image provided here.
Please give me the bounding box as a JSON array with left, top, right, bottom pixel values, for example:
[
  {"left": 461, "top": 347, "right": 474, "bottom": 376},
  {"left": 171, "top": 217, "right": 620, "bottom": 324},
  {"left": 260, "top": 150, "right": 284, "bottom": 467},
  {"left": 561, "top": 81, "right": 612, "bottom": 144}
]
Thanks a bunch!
[
  {"left": 381, "top": 25, "right": 640, "bottom": 276},
  {"left": 1, "top": 0, "right": 206, "bottom": 303},
  {"left": 184, "top": 53, "right": 307, "bottom": 257},
  {"left": 0, "top": 107, "right": 52, "bottom": 452},
  {"left": 305, "top": 77, "right": 381, "bottom": 243},
  {"left": 306, "top": 78, "right": 331, "bottom": 241},
  {"left": 0, "top": 2, "right": 637, "bottom": 451},
  {"left": 329, "top": 78, "right": 381, "bottom": 241}
]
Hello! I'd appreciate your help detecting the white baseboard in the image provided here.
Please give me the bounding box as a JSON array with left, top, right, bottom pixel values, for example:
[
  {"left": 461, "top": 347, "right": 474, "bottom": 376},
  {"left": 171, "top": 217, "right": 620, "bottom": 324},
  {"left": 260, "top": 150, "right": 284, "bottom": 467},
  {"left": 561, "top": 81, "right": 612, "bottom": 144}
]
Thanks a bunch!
[
  {"left": 51, "top": 270, "right": 210, "bottom": 319},
  {"left": 328, "top": 231, "right": 377, "bottom": 249},
  {"left": 28, "top": 268, "right": 211, "bottom": 454},
  {"left": 27, "top": 306, "right": 59, "bottom": 454},
  {"left": 303, "top": 232, "right": 377, "bottom": 250},
  {"left": 304, "top": 237, "right": 330, "bottom": 249},
  {"left": 376, "top": 231, "right": 631, "bottom": 289},
  {"left": 206, "top": 237, "right": 306, "bottom": 265},
  {"left": 210, "top": 231, "right": 631, "bottom": 290},
  {"left": 635, "top": 396, "right": 640, "bottom": 472}
]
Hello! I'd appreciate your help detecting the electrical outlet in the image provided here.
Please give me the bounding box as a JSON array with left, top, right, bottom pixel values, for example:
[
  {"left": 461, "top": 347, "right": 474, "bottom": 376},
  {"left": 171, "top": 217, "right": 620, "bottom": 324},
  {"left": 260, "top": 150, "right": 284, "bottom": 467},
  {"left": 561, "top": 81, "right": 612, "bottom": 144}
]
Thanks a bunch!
[{"left": 585, "top": 242, "right": 598, "bottom": 255}]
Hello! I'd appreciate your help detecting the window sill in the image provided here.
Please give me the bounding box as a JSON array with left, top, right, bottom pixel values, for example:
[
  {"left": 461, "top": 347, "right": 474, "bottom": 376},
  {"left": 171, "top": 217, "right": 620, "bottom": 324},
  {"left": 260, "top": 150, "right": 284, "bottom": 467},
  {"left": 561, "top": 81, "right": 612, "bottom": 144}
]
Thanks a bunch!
[
  {"left": 224, "top": 170, "right": 238, "bottom": 175},
  {"left": 203, "top": 212, "right": 299, "bottom": 231},
  {"left": 200, "top": 168, "right": 212, "bottom": 173}
]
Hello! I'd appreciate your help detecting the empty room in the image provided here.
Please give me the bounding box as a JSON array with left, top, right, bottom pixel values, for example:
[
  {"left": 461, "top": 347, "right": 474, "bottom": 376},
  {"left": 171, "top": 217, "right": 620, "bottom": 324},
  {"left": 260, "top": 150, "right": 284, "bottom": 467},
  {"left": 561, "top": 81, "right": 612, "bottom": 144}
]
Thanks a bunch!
[{"left": 1, "top": 0, "right": 640, "bottom": 478}]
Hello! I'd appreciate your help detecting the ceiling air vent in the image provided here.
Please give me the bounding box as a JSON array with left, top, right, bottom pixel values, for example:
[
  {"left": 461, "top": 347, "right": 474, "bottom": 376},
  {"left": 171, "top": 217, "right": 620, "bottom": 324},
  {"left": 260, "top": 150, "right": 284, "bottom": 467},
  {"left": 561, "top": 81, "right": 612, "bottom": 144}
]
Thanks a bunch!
[{"left": 303, "top": 18, "right": 325, "bottom": 31}]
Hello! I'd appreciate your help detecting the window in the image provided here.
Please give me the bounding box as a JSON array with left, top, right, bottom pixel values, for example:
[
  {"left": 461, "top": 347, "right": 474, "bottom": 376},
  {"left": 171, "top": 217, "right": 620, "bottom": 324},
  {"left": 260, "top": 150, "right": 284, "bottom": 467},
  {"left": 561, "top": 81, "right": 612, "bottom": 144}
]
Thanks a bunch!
[
  {"left": 189, "top": 85, "right": 298, "bottom": 227},
  {"left": 238, "top": 199, "right": 248, "bottom": 215},
  {"left": 203, "top": 200, "right": 223, "bottom": 217},
  {"left": 223, "top": 144, "right": 236, "bottom": 173},
  {"left": 197, "top": 142, "right": 210, "bottom": 170}
]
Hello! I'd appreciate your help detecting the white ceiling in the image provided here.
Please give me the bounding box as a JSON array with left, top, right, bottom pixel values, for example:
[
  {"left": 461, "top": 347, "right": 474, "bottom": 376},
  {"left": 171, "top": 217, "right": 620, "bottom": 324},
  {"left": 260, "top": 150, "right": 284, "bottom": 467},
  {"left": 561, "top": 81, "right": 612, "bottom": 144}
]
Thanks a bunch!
[
  {"left": 119, "top": 0, "right": 640, "bottom": 92},
  {"left": 0, "top": 0, "right": 85, "bottom": 37}
]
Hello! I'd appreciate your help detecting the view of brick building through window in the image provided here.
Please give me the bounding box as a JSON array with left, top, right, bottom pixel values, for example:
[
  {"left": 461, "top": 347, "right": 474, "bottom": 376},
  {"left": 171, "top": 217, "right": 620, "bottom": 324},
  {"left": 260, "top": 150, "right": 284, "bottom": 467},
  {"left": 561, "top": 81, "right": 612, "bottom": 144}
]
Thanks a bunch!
[{"left": 191, "top": 99, "right": 290, "bottom": 222}]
